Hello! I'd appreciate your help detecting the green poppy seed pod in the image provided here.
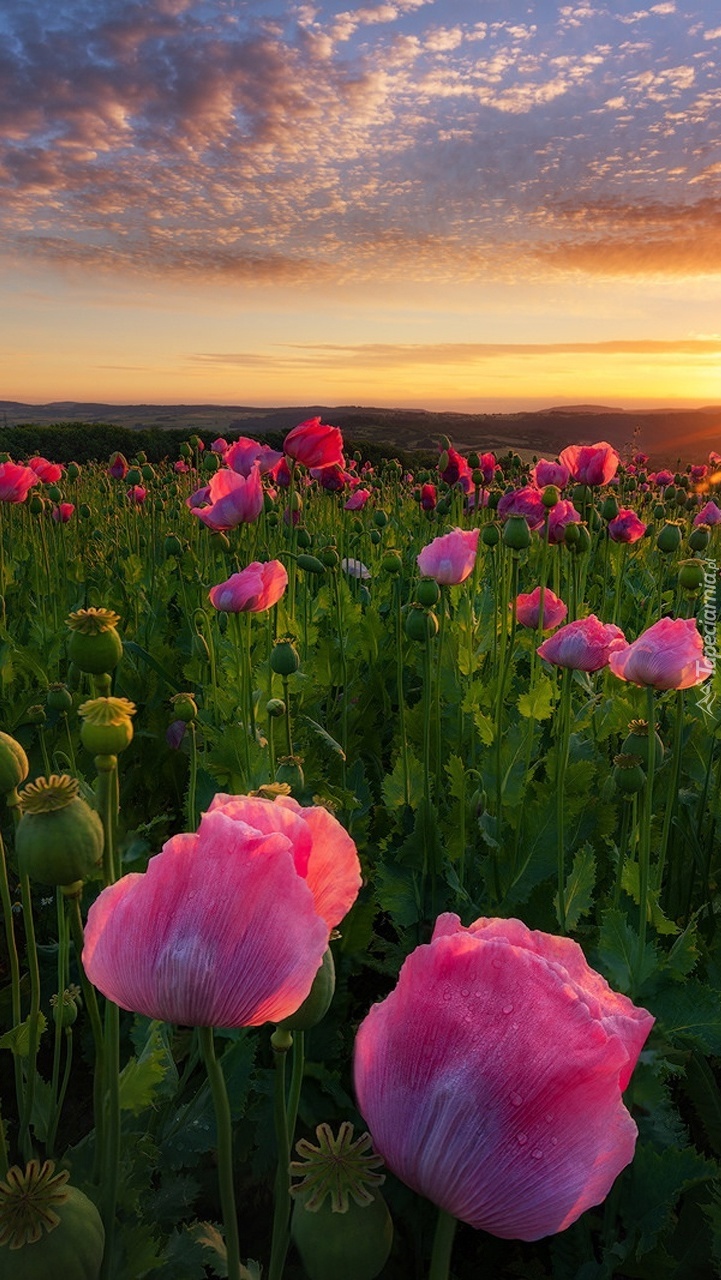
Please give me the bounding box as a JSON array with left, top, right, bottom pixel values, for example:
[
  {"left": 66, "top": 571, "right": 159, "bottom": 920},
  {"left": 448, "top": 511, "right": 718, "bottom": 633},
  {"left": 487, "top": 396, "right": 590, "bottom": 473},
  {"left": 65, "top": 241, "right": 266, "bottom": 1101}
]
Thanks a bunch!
[
  {"left": 179, "top": 441, "right": 192, "bottom": 458},
  {"left": 79, "top": 503, "right": 91, "bottom": 519},
  {"left": 438, "top": 450, "right": 450, "bottom": 473},
  {"left": 140, "top": 463, "right": 155, "bottom": 482},
  {"left": 153, "top": 496, "right": 164, "bottom": 514},
  {"left": 415, "top": 578, "right": 441, "bottom": 608},
  {"left": 78, "top": 697, "right": 135, "bottom": 756},
  {"left": 653, "top": 503, "right": 666, "bottom": 519},
  {"left": 296, "top": 527, "right": 312, "bottom": 549},
  {"left": 47, "top": 484, "right": 62, "bottom": 503},
  {"left": 46, "top": 683, "right": 73, "bottom": 714},
  {"left": 373, "top": 510, "right": 388, "bottom": 528},
  {"left": 271, "top": 638, "right": 301, "bottom": 676},
  {"left": 656, "top": 521, "right": 683, "bottom": 554},
  {"left": 626, "top": 477, "right": 638, "bottom": 492},
  {"left": 621, "top": 719, "right": 665, "bottom": 767},
  {"left": 467, "top": 451, "right": 480, "bottom": 470},
  {"left": 678, "top": 559, "right": 704, "bottom": 592},
  {"left": 278, "top": 948, "right": 336, "bottom": 1031},
  {"left": 601, "top": 495, "right": 619, "bottom": 521},
  {"left": 689, "top": 525, "right": 710, "bottom": 552},
  {"left": 369, "top": 529, "right": 381, "bottom": 545},
  {"left": 472, "top": 468, "right": 484, "bottom": 487},
  {"left": 612, "top": 753, "right": 646, "bottom": 796},
  {"left": 0, "top": 1160, "right": 105, "bottom": 1280},
  {"left": 564, "top": 522, "right": 581, "bottom": 547},
  {"left": 66, "top": 608, "right": 123, "bottom": 675},
  {"left": 266, "top": 697, "right": 286, "bottom": 718},
  {"left": 51, "top": 986, "right": 81, "bottom": 1028},
  {"left": 664, "top": 485, "right": 676, "bottom": 502},
  {"left": 25, "top": 706, "right": 46, "bottom": 725},
  {"left": 29, "top": 494, "right": 44, "bottom": 515},
  {"left": 0, "top": 731, "right": 29, "bottom": 795},
  {"left": 487, "top": 490, "right": 501, "bottom": 510},
  {"left": 66, "top": 462, "right": 80, "bottom": 481},
  {"left": 201, "top": 452, "right": 220, "bottom": 473},
  {"left": 435, "top": 498, "right": 450, "bottom": 516},
  {"left": 170, "top": 692, "right": 197, "bottom": 723},
  {"left": 381, "top": 551, "right": 403, "bottom": 574},
  {"left": 542, "top": 485, "right": 560, "bottom": 508},
  {"left": 297, "top": 554, "right": 326, "bottom": 575},
  {"left": 502, "top": 514, "right": 531, "bottom": 550},
  {"left": 275, "top": 755, "right": 304, "bottom": 792},
  {"left": 164, "top": 533, "right": 183, "bottom": 558},
  {"left": 267, "top": 511, "right": 279, "bottom": 527},
  {"left": 351, "top": 517, "right": 363, "bottom": 535},
  {"left": 481, "top": 523, "right": 500, "bottom": 547},
  {"left": 572, "top": 483, "right": 591, "bottom": 506},
  {"left": 125, "top": 467, "right": 142, "bottom": 487},
  {"left": 573, "top": 525, "right": 592, "bottom": 554},
  {"left": 319, "top": 546, "right": 340, "bottom": 569},
  {"left": 135, "top": 450, "right": 148, "bottom": 464},
  {"left": 404, "top": 604, "right": 439, "bottom": 642},
  {"left": 16, "top": 775, "right": 104, "bottom": 887},
  {"left": 684, "top": 496, "right": 697, "bottom": 512}
]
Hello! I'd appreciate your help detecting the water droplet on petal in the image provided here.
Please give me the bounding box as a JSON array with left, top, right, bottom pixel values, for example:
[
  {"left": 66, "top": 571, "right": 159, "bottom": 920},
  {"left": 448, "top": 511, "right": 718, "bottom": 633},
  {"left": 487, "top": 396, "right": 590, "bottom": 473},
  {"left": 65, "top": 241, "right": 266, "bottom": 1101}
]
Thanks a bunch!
[
  {"left": 492, "top": 958, "right": 502, "bottom": 969},
  {"left": 461, "top": 988, "right": 470, "bottom": 998},
  {"left": 443, "top": 986, "right": 452, "bottom": 1001},
  {"left": 550, "top": 1137, "right": 558, "bottom": 1146},
  {"left": 510, "top": 1092, "right": 522, "bottom": 1107},
  {"left": 502, "top": 1002, "right": 514, "bottom": 1015},
  {"left": 517, "top": 1133, "right": 528, "bottom": 1146},
  {"left": 532, "top": 1148, "right": 543, "bottom": 1160},
  {"left": 545, "top": 1113, "right": 553, "bottom": 1124}
]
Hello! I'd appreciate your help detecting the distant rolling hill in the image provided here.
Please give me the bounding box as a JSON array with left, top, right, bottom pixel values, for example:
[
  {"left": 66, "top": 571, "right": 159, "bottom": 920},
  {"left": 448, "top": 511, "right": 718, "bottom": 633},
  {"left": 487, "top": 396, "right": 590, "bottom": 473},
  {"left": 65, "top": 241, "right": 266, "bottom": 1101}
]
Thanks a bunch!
[{"left": 1, "top": 400, "right": 719, "bottom": 466}]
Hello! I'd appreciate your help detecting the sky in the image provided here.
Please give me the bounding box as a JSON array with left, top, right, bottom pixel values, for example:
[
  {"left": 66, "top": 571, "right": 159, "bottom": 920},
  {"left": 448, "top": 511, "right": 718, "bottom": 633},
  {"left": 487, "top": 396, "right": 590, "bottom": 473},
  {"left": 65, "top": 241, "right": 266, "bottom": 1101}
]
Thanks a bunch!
[{"left": 2, "top": 0, "right": 721, "bottom": 412}]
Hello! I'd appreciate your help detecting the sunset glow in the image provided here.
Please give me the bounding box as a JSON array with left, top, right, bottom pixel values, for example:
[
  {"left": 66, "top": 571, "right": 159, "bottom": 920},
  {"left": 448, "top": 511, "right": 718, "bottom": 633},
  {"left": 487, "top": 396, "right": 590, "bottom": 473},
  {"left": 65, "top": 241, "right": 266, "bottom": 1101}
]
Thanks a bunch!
[{"left": 2, "top": 0, "right": 721, "bottom": 411}]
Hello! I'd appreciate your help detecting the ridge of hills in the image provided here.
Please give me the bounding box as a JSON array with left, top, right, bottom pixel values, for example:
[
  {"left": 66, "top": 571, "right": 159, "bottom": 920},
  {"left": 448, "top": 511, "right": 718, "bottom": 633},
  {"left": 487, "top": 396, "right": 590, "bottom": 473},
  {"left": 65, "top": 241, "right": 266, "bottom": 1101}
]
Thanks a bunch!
[{"left": 1, "top": 399, "right": 720, "bottom": 465}]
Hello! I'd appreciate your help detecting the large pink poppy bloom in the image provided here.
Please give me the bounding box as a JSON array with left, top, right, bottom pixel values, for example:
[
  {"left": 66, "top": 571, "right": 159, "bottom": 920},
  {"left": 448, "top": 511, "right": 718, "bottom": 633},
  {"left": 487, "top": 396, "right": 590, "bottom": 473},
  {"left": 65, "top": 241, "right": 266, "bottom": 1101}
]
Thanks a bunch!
[
  {"left": 497, "top": 486, "right": 546, "bottom": 532},
  {"left": 559, "top": 442, "right": 619, "bottom": 486},
  {"left": 609, "top": 616, "right": 713, "bottom": 690},
  {"left": 208, "top": 560, "right": 288, "bottom": 613},
  {"left": 515, "top": 587, "right": 567, "bottom": 631},
  {"left": 83, "top": 795, "right": 361, "bottom": 1028},
  {"left": 28, "top": 455, "right": 63, "bottom": 483},
  {"left": 354, "top": 913, "right": 653, "bottom": 1242},
  {"left": 608, "top": 508, "right": 646, "bottom": 544},
  {"left": 694, "top": 500, "right": 721, "bottom": 527},
  {"left": 0, "top": 461, "right": 41, "bottom": 503},
  {"left": 192, "top": 462, "right": 264, "bottom": 530},
  {"left": 225, "top": 437, "right": 283, "bottom": 477},
  {"left": 531, "top": 459, "right": 570, "bottom": 490},
  {"left": 537, "top": 615, "right": 627, "bottom": 671},
  {"left": 417, "top": 527, "right": 480, "bottom": 585},
  {"left": 284, "top": 418, "right": 344, "bottom": 470}
]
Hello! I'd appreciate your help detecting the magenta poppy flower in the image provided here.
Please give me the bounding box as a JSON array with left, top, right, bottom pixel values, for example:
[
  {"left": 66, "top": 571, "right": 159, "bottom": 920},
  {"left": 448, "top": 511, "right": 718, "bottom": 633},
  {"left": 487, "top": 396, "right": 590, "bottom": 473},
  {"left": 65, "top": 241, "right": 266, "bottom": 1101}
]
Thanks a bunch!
[
  {"left": 208, "top": 560, "right": 288, "bottom": 613},
  {"left": 609, "top": 617, "right": 713, "bottom": 690},
  {"left": 192, "top": 463, "right": 263, "bottom": 530},
  {"left": 354, "top": 913, "right": 653, "bottom": 1241},
  {"left": 710, "top": 451, "right": 721, "bottom": 467},
  {"left": 417, "top": 527, "right": 480, "bottom": 585},
  {"left": 559, "top": 442, "right": 619, "bottom": 486},
  {"left": 691, "top": 464, "right": 708, "bottom": 484},
  {"left": 225, "top": 437, "right": 283, "bottom": 477},
  {"left": 547, "top": 499, "right": 582, "bottom": 543},
  {"left": 186, "top": 484, "right": 211, "bottom": 510},
  {"left": 108, "top": 452, "right": 129, "bottom": 480},
  {"left": 51, "top": 502, "right": 75, "bottom": 523},
  {"left": 420, "top": 482, "right": 437, "bottom": 511},
  {"left": 634, "top": 452, "right": 649, "bottom": 467},
  {"left": 344, "top": 488, "right": 371, "bottom": 510},
  {"left": 652, "top": 469, "right": 674, "bottom": 488},
  {"left": 440, "top": 447, "right": 472, "bottom": 491},
  {"left": 83, "top": 794, "right": 361, "bottom": 1028},
  {"left": 0, "top": 461, "right": 41, "bottom": 503},
  {"left": 127, "top": 485, "right": 147, "bottom": 504},
  {"left": 537, "top": 615, "right": 627, "bottom": 672},
  {"left": 211, "top": 437, "right": 229, "bottom": 454},
  {"left": 515, "top": 587, "right": 567, "bottom": 631},
  {"left": 694, "top": 500, "right": 721, "bottom": 527},
  {"left": 174, "top": 459, "right": 190, "bottom": 474},
  {"left": 312, "top": 464, "right": 348, "bottom": 492},
  {"left": 608, "top": 508, "right": 646, "bottom": 543},
  {"left": 531, "top": 459, "right": 570, "bottom": 490},
  {"left": 478, "top": 451, "right": 497, "bottom": 485},
  {"left": 284, "top": 418, "right": 344, "bottom": 470},
  {"left": 28, "top": 456, "right": 63, "bottom": 484},
  {"left": 497, "top": 486, "right": 546, "bottom": 532}
]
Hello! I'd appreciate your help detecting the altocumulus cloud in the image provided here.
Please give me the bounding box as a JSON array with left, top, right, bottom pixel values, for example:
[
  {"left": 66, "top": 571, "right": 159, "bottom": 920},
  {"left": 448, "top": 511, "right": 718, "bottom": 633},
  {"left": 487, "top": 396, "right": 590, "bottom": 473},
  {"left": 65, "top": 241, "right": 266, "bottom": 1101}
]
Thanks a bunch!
[{"left": 1, "top": 0, "right": 721, "bottom": 285}]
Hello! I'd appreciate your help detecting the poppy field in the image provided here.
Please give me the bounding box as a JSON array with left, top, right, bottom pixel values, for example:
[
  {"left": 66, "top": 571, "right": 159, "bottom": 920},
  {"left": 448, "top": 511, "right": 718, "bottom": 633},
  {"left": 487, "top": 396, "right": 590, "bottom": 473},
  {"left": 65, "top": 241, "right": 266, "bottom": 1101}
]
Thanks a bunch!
[{"left": 1, "top": 422, "right": 720, "bottom": 1280}]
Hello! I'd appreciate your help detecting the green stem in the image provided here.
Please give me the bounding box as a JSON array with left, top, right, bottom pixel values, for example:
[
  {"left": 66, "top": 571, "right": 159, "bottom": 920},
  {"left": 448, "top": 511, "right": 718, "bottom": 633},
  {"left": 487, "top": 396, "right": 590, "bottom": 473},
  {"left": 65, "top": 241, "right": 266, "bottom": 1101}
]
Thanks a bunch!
[
  {"left": 99, "top": 999, "right": 120, "bottom": 1280},
  {"left": 635, "top": 685, "right": 657, "bottom": 991},
  {"left": 395, "top": 578, "right": 411, "bottom": 806},
  {"left": 269, "top": 1028, "right": 293, "bottom": 1280},
  {"left": 653, "top": 688, "right": 684, "bottom": 893},
  {"left": 18, "top": 872, "right": 41, "bottom": 1163},
  {"left": 187, "top": 722, "right": 199, "bottom": 831},
  {"left": 555, "top": 669, "right": 574, "bottom": 934},
  {"left": 67, "top": 892, "right": 106, "bottom": 1182},
  {"left": 197, "top": 1025, "right": 242, "bottom": 1280},
  {"left": 0, "top": 831, "right": 24, "bottom": 1134},
  {"left": 428, "top": 1208, "right": 458, "bottom": 1280}
]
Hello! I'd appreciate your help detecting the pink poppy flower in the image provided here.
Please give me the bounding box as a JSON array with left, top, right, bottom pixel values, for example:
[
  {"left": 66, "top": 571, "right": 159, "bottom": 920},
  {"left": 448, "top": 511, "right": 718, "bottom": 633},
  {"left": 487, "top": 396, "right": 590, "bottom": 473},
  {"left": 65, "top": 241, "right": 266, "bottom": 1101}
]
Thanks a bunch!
[
  {"left": 547, "top": 499, "right": 582, "bottom": 544},
  {"left": 51, "top": 502, "right": 75, "bottom": 523},
  {"left": 208, "top": 560, "right": 288, "bottom": 613},
  {"left": 186, "top": 484, "right": 211, "bottom": 510},
  {"left": 652, "top": 469, "right": 674, "bottom": 488},
  {"left": 691, "top": 464, "right": 708, "bottom": 484},
  {"left": 497, "top": 486, "right": 546, "bottom": 532},
  {"left": 108, "top": 452, "right": 129, "bottom": 480},
  {"left": 420, "top": 483, "right": 437, "bottom": 511},
  {"left": 0, "top": 461, "right": 40, "bottom": 503},
  {"left": 608, "top": 508, "right": 646, "bottom": 544},
  {"left": 531, "top": 459, "right": 570, "bottom": 490},
  {"left": 537, "top": 615, "right": 627, "bottom": 672},
  {"left": 609, "top": 617, "right": 713, "bottom": 690},
  {"left": 417, "top": 527, "right": 480, "bottom": 585},
  {"left": 559, "top": 442, "right": 619, "bottom": 486},
  {"left": 694, "top": 500, "right": 721, "bottom": 527},
  {"left": 344, "top": 488, "right": 371, "bottom": 510},
  {"left": 515, "top": 587, "right": 567, "bottom": 631},
  {"left": 709, "top": 451, "right": 721, "bottom": 467},
  {"left": 633, "top": 452, "right": 649, "bottom": 467},
  {"left": 83, "top": 794, "right": 361, "bottom": 1028},
  {"left": 127, "top": 485, "right": 147, "bottom": 504},
  {"left": 284, "top": 418, "right": 344, "bottom": 470},
  {"left": 312, "top": 464, "right": 348, "bottom": 492},
  {"left": 478, "top": 452, "right": 497, "bottom": 485},
  {"left": 192, "top": 463, "right": 263, "bottom": 530},
  {"left": 28, "top": 456, "right": 63, "bottom": 484},
  {"left": 211, "top": 437, "right": 229, "bottom": 454},
  {"left": 225, "top": 437, "right": 283, "bottom": 477},
  {"left": 354, "top": 913, "right": 653, "bottom": 1241},
  {"left": 174, "top": 459, "right": 189, "bottom": 474},
  {"left": 440, "top": 447, "right": 472, "bottom": 491}
]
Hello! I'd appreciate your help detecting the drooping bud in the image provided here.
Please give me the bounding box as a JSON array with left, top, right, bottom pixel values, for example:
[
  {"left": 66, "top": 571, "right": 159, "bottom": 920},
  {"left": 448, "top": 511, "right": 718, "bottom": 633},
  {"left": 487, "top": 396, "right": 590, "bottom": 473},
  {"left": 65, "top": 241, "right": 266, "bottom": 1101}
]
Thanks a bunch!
[{"left": 278, "top": 947, "right": 336, "bottom": 1031}]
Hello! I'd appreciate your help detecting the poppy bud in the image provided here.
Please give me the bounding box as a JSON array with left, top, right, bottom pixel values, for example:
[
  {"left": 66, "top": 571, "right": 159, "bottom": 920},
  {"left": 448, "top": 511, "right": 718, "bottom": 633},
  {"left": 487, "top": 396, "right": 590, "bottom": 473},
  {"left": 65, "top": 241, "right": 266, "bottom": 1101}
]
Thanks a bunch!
[
  {"left": 297, "top": 554, "right": 326, "bottom": 575},
  {"left": 271, "top": 638, "right": 301, "bottom": 676},
  {"left": 678, "top": 559, "right": 704, "bottom": 592},
  {"left": 0, "top": 731, "right": 29, "bottom": 795},
  {"left": 47, "top": 683, "right": 73, "bottom": 714},
  {"left": 404, "top": 604, "right": 439, "bottom": 642},
  {"left": 415, "top": 578, "right": 441, "bottom": 607},
  {"left": 170, "top": 693, "right": 197, "bottom": 723},
  {"left": 613, "top": 753, "right": 646, "bottom": 795},
  {"left": 278, "top": 948, "right": 336, "bottom": 1031},
  {"left": 656, "top": 521, "right": 682, "bottom": 554},
  {"left": 502, "top": 514, "right": 531, "bottom": 550},
  {"left": 481, "top": 523, "right": 500, "bottom": 547},
  {"left": 296, "top": 527, "right": 312, "bottom": 549},
  {"left": 689, "top": 525, "right": 710, "bottom": 552}
]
